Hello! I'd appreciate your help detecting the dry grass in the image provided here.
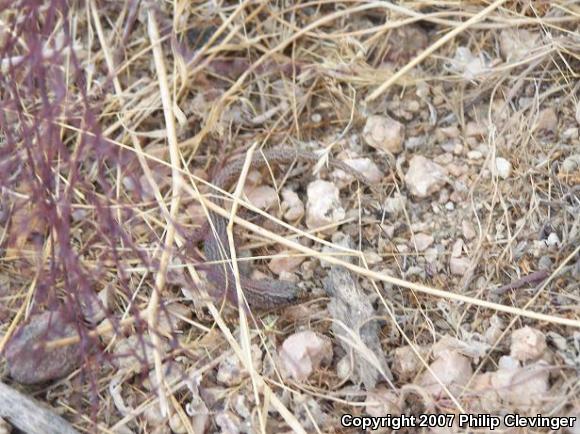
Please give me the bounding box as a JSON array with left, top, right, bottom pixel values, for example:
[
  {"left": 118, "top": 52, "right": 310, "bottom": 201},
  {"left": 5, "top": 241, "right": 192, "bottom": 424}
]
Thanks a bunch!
[{"left": 0, "top": 0, "right": 579, "bottom": 432}]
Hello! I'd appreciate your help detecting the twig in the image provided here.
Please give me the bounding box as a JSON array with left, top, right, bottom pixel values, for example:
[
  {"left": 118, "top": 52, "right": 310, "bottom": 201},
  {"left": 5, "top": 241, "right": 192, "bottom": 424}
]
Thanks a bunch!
[
  {"left": 0, "top": 382, "right": 79, "bottom": 434},
  {"left": 146, "top": 8, "right": 184, "bottom": 418}
]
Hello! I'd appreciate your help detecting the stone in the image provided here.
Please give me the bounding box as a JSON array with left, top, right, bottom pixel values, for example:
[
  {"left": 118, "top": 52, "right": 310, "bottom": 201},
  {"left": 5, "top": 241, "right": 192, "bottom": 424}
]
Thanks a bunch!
[
  {"left": 5, "top": 311, "right": 82, "bottom": 384},
  {"left": 363, "top": 115, "right": 405, "bottom": 154},
  {"left": 305, "top": 180, "right": 345, "bottom": 230},
  {"left": 404, "top": 155, "right": 448, "bottom": 198},
  {"left": 493, "top": 157, "right": 512, "bottom": 179}
]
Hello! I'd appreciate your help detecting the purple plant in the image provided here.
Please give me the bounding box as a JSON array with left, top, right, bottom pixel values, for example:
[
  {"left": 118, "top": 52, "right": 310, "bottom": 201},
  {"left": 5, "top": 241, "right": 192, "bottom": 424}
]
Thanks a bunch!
[{"left": 0, "top": 0, "right": 178, "bottom": 424}]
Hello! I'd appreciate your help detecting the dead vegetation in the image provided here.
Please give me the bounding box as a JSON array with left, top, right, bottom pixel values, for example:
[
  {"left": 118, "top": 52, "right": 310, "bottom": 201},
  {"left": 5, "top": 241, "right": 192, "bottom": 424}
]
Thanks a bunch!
[{"left": 0, "top": 0, "right": 579, "bottom": 433}]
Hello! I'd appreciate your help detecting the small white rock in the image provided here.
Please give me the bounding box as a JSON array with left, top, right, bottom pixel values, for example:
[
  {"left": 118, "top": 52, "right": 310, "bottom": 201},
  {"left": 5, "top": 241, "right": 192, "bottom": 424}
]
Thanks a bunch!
[
  {"left": 245, "top": 170, "right": 263, "bottom": 187},
  {"left": 493, "top": 157, "right": 512, "bottom": 179},
  {"left": 281, "top": 188, "right": 304, "bottom": 221},
  {"left": 500, "top": 29, "right": 540, "bottom": 61},
  {"left": 393, "top": 346, "right": 425, "bottom": 382},
  {"left": 336, "top": 355, "right": 352, "bottom": 380},
  {"left": 535, "top": 107, "right": 558, "bottom": 132},
  {"left": 245, "top": 186, "right": 278, "bottom": 210},
  {"left": 546, "top": 232, "right": 560, "bottom": 247},
  {"left": 451, "top": 239, "right": 464, "bottom": 258},
  {"left": 449, "top": 46, "right": 489, "bottom": 80},
  {"left": 424, "top": 247, "right": 438, "bottom": 263},
  {"left": 560, "top": 154, "right": 580, "bottom": 174},
  {"left": 363, "top": 115, "right": 405, "bottom": 154},
  {"left": 71, "top": 208, "right": 88, "bottom": 221},
  {"left": 465, "top": 121, "right": 487, "bottom": 138},
  {"left": 484, "top": 315, "right": 504, "bottom": 344},
  {"left": 491, "top": 358, "right": 549, "bottom": 411},
  {"left": 562, "top": 127, "right": 578, "bottom": 140},
  {"left": 268, "top": 251, "right": 305, "bottom": 275},
  {"left": 122, "top": 176, "right": 138, "bottom": 192},
  {"left": 384, "top": 193, "right": 407, "bottom": 216},
  {"left": 462, "top": 220, "right": 476, "bottom": 240},
  {"left": 380, "top": 224, "right": 395, "bottom": 239},
  {"left": 510, "top": 326, "right": 547, "bottom": 362},
  {"left": 365, "top": 387, "right": 400, "bottom": 417},
  {"left": 404, "top": 155, "right": 448, "bottom": 198},
  {"left": 418, "top": 350, "right": 473, "bottom": 396},
  {"left": 413, "top": 233, "right": 434, "bottom": 251},
  {"left": 363, "top": 250, "right": 382, "bottom": 265},
  {"left": 450, "top": 257, "right": 470, "bottom": 276},
  {"left": 217, "top": 344, "right": 262, "bottom": 386},
  {"left": 169, "top": 412, "right": 188, "bottom": 434},
  {"left": 467, "top": 150, "right": 483, "bottom": 160},
  {"left": 439, "top": 126, "right": 460, "bottom": 139},
  {"left": 342, "top": 157, "right": 383, "bottom": 183},
  {"left": 215, "top": 411, "right": 242, "bottom": 434},
  {"left": 305, "top": 180, "right": 345, "bottom": 231},
  {"left": 278, "top": 331, "right": 333, "bottom": 382}
]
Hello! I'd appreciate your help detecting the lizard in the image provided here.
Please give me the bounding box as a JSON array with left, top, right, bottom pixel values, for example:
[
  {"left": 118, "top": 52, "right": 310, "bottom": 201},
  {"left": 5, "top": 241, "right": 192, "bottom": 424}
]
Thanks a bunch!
[{"left": 197, "top": 147, "right": 374, "bottom": 309}]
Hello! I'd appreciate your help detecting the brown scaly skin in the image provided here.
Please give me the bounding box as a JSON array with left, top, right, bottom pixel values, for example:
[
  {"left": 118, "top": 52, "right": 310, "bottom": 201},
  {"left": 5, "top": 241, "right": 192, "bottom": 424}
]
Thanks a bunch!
[{"left": 200, "top": 148, "right": 372, "bottom": 309}]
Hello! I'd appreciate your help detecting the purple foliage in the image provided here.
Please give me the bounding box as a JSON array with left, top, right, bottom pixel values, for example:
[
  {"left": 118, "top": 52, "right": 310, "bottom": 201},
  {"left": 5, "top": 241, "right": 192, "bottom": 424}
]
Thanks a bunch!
[{"left": 0, "top": 0, "right": 178, "bottom": 420}]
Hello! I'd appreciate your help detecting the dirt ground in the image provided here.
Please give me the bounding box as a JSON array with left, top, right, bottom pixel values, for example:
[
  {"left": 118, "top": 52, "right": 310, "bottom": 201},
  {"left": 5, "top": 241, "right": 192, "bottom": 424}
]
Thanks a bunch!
[{"left": 0, "top": 1, "right": 579, "bottom": 433}]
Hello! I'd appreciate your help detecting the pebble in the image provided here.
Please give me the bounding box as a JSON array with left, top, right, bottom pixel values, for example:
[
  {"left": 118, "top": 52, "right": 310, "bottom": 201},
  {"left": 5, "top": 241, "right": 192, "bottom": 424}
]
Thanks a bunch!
[
  {"left": 279, "top": 331, "right": 333, "bottom": 382},
  {"left": 281, "top": 188, "right": 305, "bottom": 221},
  {"left": 81, "top": 286, "right": 113, "bottom": 324},
  {"left": 305, "top": 180, "right": 345, "bottom": 231},
  {"left": 546, "top": 232, "right": 560, "bottom": 247},
  {"left": 383, "top": 193, "right": 407, "bottom": 216},
  {"left": 268, "top": 251, "right": 305, "bottom": 275},
  {"left": 446, "top": 163, "right": 465, "bottom": 177},
  {"left": 467, "top": 150, "right": 483, "bottom": 160},
  {"left": 217, "top": 344, "right": 262, "bottom": 386},
  {"left": 560, "top": 154, "right": 580, "bottom": 174},
  {"left": 404, "top": 155, "right": 448, "bottom": 198},
  {"left": 245, "top": 185, "right": 278, "bottom": 210},
  {"left": 413, "top": 233, "right": 434, "bottom": 251},
  {"left": 451, "top": 239, "right": 464, "bottom": 258},
  {"left": 5, "top": 311, "right": 82, "bottom": 384},
  {"left": 562, "top": 127, "right": 578, "bottom": 140},
  {"left": 405, "top": 136, "right": 425, "bottom": 151},
  {"left": 510, "top": 327, "right": 546, "bottom": 362},
  {"left": 363, "top": 115, "right": 405, "bottom": 154},
  {"left": 500, "top": 29, "right": 540, "bottom": 61},
  {"left": 440, "top": 141, "right": 456, "bottom": 153},
  {"left": 494, "top": 157, "right": 512, "bottom": 179},
  {"left": 435, "top": 153, "right": 453, "bottom": 165},
  {"left": 462, "top": 221, "right": 476, "bottom": 240},
  {"left": 424, "top": 247, "right": 438, "bottom": 263},
  {"left": 450, "top": 256, "right": 471, "bottom": 276},
  {"left": 364, "top": 251, "right": 383, "bottom": 265},
  {"left": 538, "top": 256, "right": 552, "bottom": 270},
  {"left": 439, "top": 126, "right": 460, "bottom": 139},
  {"left": 535, "top": 107, "right": 558, "bottom": 132},
  {"left": 365, "top": 387, "right": 400, "bottom": 417},
  {"left": 341, "top": 157, "right": 383, "bottom": 183},
  {"left": 465, "top": 121, "right": 487, "bottom": 138}
]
